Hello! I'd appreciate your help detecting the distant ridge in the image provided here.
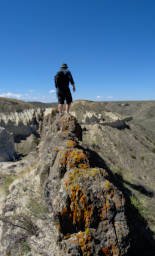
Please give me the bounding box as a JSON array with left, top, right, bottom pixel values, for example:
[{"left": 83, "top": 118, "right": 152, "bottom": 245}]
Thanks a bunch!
[{"left": 0, "top": 97, "right": 57, "bottom": 113}]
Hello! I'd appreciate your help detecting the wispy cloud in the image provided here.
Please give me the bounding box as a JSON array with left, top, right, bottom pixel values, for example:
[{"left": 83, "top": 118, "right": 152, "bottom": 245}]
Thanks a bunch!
[
  {"left": 49, "top": 90, "right": 56, "bottom": 94},
  {"left": 96, "top": 95, "right": 102, "bottom": 99},
  {"left": 106, "top": 96, "right": 113, "bottom": 99},
  {"left": 0, "top": 92, "right": 22, "bottom": 99},
  {"left": 0, "top": 91, "right": 57, "bottom": 103}
]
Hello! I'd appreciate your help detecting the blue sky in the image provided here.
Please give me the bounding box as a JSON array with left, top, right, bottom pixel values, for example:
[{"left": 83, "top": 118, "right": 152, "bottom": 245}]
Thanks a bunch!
[{"left": 0, "top": 0, "right": 154, "bottom": 102}]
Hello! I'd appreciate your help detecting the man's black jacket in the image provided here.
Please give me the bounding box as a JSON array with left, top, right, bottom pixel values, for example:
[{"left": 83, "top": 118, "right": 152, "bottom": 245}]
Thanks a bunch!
[{"left": 54, "top": 70, "right": 74, "bottom": 90}]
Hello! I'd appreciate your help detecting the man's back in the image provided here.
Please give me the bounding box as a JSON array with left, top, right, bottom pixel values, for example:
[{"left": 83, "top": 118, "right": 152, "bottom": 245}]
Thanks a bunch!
[{"left": 54, "top": 70, "right": 74, "bottom": 90}]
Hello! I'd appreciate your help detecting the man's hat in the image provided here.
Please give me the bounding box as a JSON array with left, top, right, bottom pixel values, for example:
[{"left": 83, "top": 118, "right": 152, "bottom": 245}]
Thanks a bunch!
[{"left": 60, "top": 63, "right": 68, "bottom": 69}]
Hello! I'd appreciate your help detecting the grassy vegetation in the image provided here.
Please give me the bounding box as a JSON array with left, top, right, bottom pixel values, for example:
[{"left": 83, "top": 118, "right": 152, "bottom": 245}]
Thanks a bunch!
[
  {"left": 145, "top": 136, "right": 152, "bottom": 143},
  {"left": 27, "top": 197, "right": 49, "bottom": 218},
  {"left": 152, "top": 148, "right": 155, "bottom": 153},
  {"left": 2, "top": 175, "right": 16, "bottom": 195},
  {"left": 113, "top": 167, "right": 123, "bottom": 176},
  {"left": 130, "top": 194, "right": 147, "bottom": 217},
  {"left": 21, "top": 242, "right": 31, "bottom": 255},
  {"left": 0, "top": 161, "right": 37, "bottom": 197}
]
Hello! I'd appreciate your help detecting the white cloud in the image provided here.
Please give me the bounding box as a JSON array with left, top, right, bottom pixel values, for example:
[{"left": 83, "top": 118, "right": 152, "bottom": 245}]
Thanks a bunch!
[
  {"left": 0, "top": 92, "right": 22, "bottom": 99},
  {"left": 106, "top": 96, "right": 113, "bottom": 99},
  {"left": 0, "top": 91, "right": 57, "bottom": 103},
  {"left": 49, "top": 90, "right": 56, "bottom": 94},
  {"left": 28, "top": 89, "right": 35, "bottom": 93},
  {"left": 96, "top": 96, "right": 102, "bottom": 99}
]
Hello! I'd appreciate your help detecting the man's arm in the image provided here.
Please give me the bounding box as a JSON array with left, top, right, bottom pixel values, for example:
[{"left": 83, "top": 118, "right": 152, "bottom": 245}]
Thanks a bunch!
[
  {"left": 72, "top": 83, "right": 76, "bottom": 92},
  {"left": 68, "top": 71, "right": 76, "bottom": 91}
]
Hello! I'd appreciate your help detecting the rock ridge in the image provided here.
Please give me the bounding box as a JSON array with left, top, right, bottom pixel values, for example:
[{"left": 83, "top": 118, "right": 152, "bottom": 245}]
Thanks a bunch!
[{"left": 0, "top": 110, "right": 130, "bottom": 255}]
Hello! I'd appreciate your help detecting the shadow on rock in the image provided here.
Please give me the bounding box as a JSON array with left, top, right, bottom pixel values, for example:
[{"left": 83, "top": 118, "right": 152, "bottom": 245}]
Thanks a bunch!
[{"left": 85, "top": 148, "right": 155, "bottom": 256}]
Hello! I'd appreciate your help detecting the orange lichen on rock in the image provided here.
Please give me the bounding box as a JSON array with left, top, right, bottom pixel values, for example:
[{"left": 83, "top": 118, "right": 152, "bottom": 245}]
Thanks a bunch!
[
  {"left": 57, "top": 148, "right": 89, "bottom": 170},
  {"left": 66, "top": 140, "right": 77, "bottom": 148},
  {"left": 66, "top": 148, "right": 89, "bottom": 169},
  {"left": 69, "top": 185, "right": 93, "bottom": 227},
  {"left": 58, "top": 184, "right": 94, "bottom": 237},
  {"left": 78, "top": 163, "right": 89, "bottom": 168},
  {"left": 102, "top": 243, "right": 120, "bottom": 256},
  {"left": 60, "top": 115, "right": 75, "bottom": 132},
  {"left": 76, "top": 231, "right": 92, "bottom": 255}
]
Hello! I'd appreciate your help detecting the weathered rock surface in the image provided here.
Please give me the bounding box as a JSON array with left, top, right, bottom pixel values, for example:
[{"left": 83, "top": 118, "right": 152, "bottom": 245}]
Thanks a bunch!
[
  {"left": 0, "top": 127, "right": 16, "bottom": 161},
  {"left": 0, "top": 110, "right": 130, "bottom": 255}
]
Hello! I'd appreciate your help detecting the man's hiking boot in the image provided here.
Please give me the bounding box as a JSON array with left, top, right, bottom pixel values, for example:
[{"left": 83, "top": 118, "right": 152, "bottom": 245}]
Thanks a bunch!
[{"left": 65, "top": 112, "right": 70, "bottom": 115}]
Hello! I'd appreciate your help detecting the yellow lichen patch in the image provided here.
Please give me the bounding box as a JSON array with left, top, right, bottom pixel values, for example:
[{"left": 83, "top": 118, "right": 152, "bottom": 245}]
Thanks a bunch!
[
  {"left": 67, "top": 168, "right": 101, "bottom": 186},
  {"left": 57, "top": 148, "right": 89, "bottom": 170},
  {"left": 66, "top": 140, "right": 77, "bottom": 148},
  {"left": 105, "top": 180, "right": 111, "bottom": 190}
]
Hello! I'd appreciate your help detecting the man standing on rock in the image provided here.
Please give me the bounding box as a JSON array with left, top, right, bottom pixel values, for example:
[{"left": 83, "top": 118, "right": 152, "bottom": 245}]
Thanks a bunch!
[{"left": 54, "top": 63, "right": 76, "bottom": 116}]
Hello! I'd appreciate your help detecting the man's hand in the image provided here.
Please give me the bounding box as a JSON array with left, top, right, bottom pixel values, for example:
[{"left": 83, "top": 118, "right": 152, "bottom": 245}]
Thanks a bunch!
[{"left": 73, "top": 84, "right": 76, "bottom": 92}]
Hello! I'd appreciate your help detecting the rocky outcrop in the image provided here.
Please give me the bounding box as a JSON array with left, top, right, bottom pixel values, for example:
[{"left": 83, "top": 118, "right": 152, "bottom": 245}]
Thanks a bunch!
[
  {"left": 39, "top": 112, "right": 130, "bottom": 255},
  {"left": 0, "top": 127, "right": 16, "bottom": 161},
  {"left": 0, "top": 110, "right": 130, "bottom": 255}
]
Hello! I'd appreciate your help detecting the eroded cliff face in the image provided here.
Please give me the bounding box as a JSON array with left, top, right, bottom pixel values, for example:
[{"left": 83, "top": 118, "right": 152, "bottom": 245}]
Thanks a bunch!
[
  {"left": 0, "top": 108, "right": 44, "bottom": 141},
  {"left": 0, "top": 108, "right": 54, "bottom": 159},
  {"left": 0, "top": 110, "right": 130, "bottom": 256}
]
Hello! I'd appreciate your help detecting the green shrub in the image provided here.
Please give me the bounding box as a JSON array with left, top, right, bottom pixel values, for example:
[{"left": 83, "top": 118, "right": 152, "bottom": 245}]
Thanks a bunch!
[{"left": 131, "top": 155, "right": 136, "bottom": 159}]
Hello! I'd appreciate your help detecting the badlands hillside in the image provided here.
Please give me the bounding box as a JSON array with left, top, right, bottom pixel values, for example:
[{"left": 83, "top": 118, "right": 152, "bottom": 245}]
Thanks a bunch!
[{"left": 0, "top": 98, "right": 154, "bottom": 256}]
